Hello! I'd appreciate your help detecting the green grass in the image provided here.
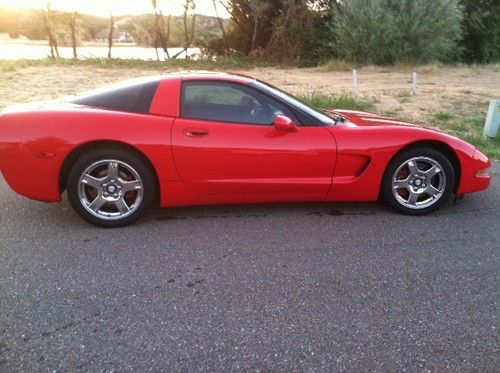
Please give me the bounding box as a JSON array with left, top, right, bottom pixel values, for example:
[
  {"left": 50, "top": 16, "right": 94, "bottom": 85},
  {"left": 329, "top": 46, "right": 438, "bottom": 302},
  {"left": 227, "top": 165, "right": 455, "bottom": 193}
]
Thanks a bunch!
[
  {"left": 428, "top": 114, "right": 500, "bottom": 159},
  {"left": 433, "top": 111, "right": 454, "bottom": 122},
  {"left": 319, "top": 59, "right": 355, "bottom": 71},
  {"left": 298, "top": 92, "right": 375, "bottom": 112}
]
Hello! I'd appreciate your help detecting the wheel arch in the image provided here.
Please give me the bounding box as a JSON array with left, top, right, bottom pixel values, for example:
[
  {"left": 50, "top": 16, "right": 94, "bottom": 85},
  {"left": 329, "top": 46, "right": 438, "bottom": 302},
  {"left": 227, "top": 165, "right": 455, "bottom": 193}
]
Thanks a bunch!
[
  {"left": 381, "top": 140, "right": 461, "bottom": 197},
  {"left": 59, "top": 140, "right": 160, "bottom": 198}
]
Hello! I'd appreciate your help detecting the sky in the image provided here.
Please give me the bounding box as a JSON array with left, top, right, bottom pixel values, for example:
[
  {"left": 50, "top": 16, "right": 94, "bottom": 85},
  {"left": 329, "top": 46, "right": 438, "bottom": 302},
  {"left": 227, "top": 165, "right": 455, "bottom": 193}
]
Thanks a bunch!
[{"left": 0, "top": 0, "right": 230, "bottom": 18}]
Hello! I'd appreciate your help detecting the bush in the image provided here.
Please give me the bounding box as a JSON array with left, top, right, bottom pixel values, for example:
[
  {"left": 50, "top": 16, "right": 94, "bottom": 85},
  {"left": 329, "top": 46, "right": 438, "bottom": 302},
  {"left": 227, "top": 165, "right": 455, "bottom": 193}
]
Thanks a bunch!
[
  {"left": 298, "top": 93, "right": 374, "bottom": 112},
  {"left": 299, "top": 19, "right": 338, "bottom": 67},
  {"left": 331, "top": 0, "right": 463, "bottom": 65},
  {"left": 461, "top": 0, "right": 500, "bottom": 63}
]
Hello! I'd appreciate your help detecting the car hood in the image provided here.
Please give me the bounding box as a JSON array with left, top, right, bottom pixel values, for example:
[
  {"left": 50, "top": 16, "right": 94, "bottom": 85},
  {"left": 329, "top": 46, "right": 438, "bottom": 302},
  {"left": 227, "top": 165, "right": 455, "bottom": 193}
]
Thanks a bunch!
[{"left": 325, "top": 109, "right": 422, "bottom": 128}]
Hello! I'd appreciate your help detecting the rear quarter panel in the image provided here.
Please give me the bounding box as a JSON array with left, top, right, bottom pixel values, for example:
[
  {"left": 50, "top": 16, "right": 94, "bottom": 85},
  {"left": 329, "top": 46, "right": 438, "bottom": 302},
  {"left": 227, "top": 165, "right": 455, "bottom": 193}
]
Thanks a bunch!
[{"left": 0, "top": 107, "right": 177, "bottom": 202}]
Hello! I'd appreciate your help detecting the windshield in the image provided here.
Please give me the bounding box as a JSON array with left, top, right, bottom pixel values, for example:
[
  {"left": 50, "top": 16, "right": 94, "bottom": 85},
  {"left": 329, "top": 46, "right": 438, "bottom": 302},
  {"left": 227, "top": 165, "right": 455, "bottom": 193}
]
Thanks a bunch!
[{"left": 251, "top": 80, "right": 336, "bottom": 125}]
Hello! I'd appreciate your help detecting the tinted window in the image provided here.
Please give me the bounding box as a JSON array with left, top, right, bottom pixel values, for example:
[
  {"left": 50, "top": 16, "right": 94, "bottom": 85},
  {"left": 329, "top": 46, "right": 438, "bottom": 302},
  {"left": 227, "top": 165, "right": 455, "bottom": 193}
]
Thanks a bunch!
[
  {"left": 181, "top": 81, "right": 297, "bottom": 125},
  {"left": 69, "top": 80, "right": 159, "bottom": 114},
  {"left": 251, "top": 81, "right": 336, "bottom": 126}
]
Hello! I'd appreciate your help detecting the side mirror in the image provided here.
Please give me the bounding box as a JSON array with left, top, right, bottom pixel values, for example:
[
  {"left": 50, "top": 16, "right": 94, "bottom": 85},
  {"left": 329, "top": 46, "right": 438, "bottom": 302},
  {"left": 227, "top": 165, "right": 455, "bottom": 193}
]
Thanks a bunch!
[{"left": 273, "top": 115, "right": 297, "bottom": 132}]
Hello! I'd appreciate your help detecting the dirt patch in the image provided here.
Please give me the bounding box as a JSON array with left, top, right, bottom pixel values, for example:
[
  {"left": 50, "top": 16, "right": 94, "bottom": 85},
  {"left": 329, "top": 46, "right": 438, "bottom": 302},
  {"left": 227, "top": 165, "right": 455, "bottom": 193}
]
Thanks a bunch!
[
  {"left": 1, "top": 64, "right": 498, "bottom": 126},
  {"left": 243, "top": 65, "right": 500, "bottom": 124}
]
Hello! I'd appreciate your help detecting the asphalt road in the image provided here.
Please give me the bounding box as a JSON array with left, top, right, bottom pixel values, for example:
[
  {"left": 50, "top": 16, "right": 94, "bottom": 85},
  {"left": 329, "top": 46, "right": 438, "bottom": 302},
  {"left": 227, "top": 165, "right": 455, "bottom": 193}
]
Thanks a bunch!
[{"left": 1, "top": 163, "right": 498, "bottom": 372}]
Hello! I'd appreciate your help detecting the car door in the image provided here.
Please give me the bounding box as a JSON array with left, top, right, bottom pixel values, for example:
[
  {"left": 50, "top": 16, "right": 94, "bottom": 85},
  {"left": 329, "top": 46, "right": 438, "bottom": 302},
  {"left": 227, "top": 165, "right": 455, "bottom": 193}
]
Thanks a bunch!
[{"left": 171, "top": 80, "right": 337, "bottom": 196}]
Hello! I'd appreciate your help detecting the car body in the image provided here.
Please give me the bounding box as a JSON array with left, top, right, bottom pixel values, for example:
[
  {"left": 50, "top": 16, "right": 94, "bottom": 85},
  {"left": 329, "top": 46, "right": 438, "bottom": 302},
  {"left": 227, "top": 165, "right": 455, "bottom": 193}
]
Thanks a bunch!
[{"left": 0, "top": 72, "right": 491, "bottom": 227}]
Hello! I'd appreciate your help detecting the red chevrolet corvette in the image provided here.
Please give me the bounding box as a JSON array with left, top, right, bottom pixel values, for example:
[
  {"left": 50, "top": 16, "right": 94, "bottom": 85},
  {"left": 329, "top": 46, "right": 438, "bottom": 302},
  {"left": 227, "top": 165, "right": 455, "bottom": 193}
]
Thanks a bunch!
[{"left": 0, "top": 72, "right": 491, "bottom": 227}]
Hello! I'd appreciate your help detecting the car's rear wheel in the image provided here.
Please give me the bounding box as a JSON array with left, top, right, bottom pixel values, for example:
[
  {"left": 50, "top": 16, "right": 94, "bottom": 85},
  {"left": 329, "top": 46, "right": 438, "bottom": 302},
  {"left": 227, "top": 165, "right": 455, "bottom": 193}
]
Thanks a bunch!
[
  {"left": 66, "top": 148, "right": 156, "bottom": 227},
  {"left": 382, "top": 147, "right": 455, "bottom": 215}
]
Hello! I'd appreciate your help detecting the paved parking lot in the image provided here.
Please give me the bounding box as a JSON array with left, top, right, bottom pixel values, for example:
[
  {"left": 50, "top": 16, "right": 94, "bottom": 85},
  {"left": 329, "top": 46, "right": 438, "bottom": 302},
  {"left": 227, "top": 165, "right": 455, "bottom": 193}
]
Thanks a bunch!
[{"left": 0, "top": 163, "right": 498, "bottom": 371}]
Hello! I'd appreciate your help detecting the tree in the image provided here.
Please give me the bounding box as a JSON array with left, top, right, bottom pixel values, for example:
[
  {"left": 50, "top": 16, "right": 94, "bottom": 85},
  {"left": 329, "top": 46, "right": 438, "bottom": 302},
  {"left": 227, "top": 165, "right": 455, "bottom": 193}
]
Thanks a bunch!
[
  {"left": 264, "top": 0, "right": 314, "bottom": 62},
  {"left": 212, "top": 0, "right": 227, "bottom": 47},
  {"left": 41, "top": 0, "right": 59, "bottom": 58},
  {"left": 249, "top": 1, "right": 268, "bottom": 52},
  {"left": 151, "top": 0, "right": 161, "bottom": 60},
  {"left": 69, "top": 11, "right": 78, "bottom": 59},
  {"left": 151, "top": 0, "right": 172, "bottom": 60},
  {"left": 206, "top": 0, "right": 318, "bottom": 62},
  {"left": 107, "top": 10, "right": 114, "bottom": 59},
  {"left": 172, "top": 0, "right": 197, "bottom": 58},
  {"left": 158, "top": 7, "right": 172, "bottom": 58},
  {"left": 183, "top": 0, "right": 197, "bottom": 53}
]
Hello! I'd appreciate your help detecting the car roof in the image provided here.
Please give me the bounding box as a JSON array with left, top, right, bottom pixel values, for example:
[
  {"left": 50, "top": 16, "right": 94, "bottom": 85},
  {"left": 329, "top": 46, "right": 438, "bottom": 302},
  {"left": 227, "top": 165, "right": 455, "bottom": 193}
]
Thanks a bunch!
[{"left": 161, "top": 71, "right": 256, "bottom": 84}]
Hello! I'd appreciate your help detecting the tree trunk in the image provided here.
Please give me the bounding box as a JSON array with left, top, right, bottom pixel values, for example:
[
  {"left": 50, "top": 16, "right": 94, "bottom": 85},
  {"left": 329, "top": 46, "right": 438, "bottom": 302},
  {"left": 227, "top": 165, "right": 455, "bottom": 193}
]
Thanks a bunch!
[
  {"left": 70, "top": 11, "right": 77, "bottom": 59},
  {"left": 154, "top": 42, "right": 160, "bottom": 61},
  {"left": 42, "top": 2, "right": 59, "bottom": 58},
  {"left": 42, "top": 11, "right": 55, "bottom": 58},
  {"left": 251, "top": 16, "right": 258, "bottom": 52},
  {"left": 107, "top": 13, "right": 114, "bottom": 59},
  {"left": 159, "top": 11, "right": 171, "bottom": 59},
  {"left": 173, "top": 0, "right": 196, "bottom": 59},
  {"left": 151, "top": 1, "right": 170, "bottom": 59},
  {"left": 212, "top": 0, "right": 226, "bottom": 45},
  {"left": 184, "top": 0, "right": 197, "bottom": 50}
]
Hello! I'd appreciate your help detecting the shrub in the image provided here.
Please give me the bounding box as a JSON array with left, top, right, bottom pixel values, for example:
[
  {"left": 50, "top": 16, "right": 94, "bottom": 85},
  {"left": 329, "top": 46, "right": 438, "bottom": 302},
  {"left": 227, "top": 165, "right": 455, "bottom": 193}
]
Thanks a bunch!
[
  {"left": 298, "top": 93, "right": 374, "bottom": 111},
  {"left": 461, "top": 0, "right": 500, "bottom": 63},
  {"left": 331, "top": 0, "right": 463, "bottom": 65}
]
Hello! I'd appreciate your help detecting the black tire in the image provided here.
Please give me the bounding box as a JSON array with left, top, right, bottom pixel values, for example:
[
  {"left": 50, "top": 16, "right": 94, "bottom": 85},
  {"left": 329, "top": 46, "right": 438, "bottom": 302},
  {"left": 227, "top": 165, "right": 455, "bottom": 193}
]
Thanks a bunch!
[
  {"left": 66, "top": 147, "right": 156, "bottom": 227},
  {"left": 382, "top": 147, "right": 455, "bottom": 215}
]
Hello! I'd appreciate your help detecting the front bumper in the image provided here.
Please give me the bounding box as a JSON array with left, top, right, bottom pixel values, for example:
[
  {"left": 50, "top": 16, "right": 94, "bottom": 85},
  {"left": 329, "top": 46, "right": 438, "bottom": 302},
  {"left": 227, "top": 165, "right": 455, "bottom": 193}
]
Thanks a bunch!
[{"left": 457, "top": 148, "right": 491, "bottom": 195}]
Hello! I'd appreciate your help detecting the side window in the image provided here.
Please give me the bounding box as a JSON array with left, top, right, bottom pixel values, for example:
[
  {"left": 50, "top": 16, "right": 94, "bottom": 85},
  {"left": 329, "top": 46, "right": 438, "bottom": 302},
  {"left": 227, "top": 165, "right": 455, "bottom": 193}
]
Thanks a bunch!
[
  {"left": 181, "top": 81, "right": 296, "bottom": 125},
  {"left": 69, "top": 81, "right": 159, "bottom": 114}
]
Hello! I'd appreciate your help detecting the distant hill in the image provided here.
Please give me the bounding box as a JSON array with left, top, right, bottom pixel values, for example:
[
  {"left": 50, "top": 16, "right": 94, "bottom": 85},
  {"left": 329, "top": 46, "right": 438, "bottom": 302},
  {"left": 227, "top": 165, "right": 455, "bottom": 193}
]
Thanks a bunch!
[{"left": 0, "top": 7, "right": 228, "bottom": 47}]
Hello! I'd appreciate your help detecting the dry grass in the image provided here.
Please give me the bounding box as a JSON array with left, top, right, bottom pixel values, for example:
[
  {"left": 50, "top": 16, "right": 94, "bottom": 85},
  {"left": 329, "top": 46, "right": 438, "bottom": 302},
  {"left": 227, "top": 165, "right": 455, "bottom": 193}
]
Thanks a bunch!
[{"left": 1, "top": 62, "right": 498, "bottom": 158}]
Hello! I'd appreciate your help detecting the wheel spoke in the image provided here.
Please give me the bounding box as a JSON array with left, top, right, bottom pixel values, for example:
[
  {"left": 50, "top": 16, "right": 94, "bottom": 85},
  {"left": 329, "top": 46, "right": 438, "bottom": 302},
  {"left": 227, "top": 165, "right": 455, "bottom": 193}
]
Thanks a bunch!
[
  {"left": 107, "top": 161, "right": 119, "bottom": 179},
  {"left": 88, "top": 194, "right": 106, "bottom": 212},
  {"left": 426, "top": 185, "right": 441, "bottom": 198},
  {"left": 114, "top": 198, "right": 131, "bottom": 214},
  {"left": 81, "top": 174, "right": 104, "bottom": 189},
  {"left": 121, "top": 179, "right": 142, "bottom": 192},
  {"left": 407, "top": 160, "right": 419, "bottom": 175},
  {"left": 392, "top": 179, "right": 410, "bottom": 190},
  {"left": 424, "top": 165, "right": 441, "bottom": 178},
  {"left": 407, "top": 192, "right": 419, "bottom": 206}
]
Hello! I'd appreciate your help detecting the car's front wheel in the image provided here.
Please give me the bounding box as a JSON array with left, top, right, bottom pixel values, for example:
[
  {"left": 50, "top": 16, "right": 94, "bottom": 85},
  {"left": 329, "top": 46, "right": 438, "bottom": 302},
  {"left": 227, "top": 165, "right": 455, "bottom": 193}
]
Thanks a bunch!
[
  {"left": 382, "top": 147, "right": 455, "bottom": 215},
  {"left": 66, "top": 148, "right": 156, "bottom": 227}
]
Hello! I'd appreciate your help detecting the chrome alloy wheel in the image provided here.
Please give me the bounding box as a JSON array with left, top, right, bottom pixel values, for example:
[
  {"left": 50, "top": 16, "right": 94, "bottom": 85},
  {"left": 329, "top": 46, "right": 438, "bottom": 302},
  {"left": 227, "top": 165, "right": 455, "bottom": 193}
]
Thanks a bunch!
[
  {"left": 77, "top": 159, "right": 144, "bottom": 221},
  {"left": 391, "top": 156, "right": 446, "bottom": 210}
]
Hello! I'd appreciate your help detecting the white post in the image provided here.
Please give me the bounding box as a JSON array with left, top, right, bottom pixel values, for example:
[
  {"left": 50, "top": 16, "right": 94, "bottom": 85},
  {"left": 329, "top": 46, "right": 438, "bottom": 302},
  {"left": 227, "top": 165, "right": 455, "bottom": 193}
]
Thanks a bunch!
[
  {"left": 483, "top": 100, "right": 500, "bottom": 138},
  {"left": 412, "top": 72, "right": 417, "bottom": 95},
  {"left": 352, "top": 69, "right": 359, "bottom": 97}
]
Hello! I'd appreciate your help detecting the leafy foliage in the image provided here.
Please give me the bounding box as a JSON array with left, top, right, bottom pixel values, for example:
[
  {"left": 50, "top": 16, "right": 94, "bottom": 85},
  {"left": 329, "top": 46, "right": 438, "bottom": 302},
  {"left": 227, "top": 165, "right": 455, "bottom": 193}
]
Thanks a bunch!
[
  {"left": 331, "top": 0, "right": 463, "bottom": 65},
  {"left": 460, "top": 0, "right": 500, "bottom": 63}
]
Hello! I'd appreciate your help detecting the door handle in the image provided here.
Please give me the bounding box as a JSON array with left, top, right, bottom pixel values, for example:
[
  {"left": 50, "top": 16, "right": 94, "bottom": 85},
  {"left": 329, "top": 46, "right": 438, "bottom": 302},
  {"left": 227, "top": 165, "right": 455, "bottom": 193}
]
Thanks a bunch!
[{"left": 183, "top": 128, "right": 209, "bottom": 137}]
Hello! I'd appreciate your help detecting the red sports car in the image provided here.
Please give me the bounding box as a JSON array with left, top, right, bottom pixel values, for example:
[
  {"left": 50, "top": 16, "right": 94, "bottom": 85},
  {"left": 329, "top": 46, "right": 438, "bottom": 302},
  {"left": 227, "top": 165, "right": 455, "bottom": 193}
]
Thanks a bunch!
[{"left": 0, "top": 72, "right": 491, "bottom": 227}]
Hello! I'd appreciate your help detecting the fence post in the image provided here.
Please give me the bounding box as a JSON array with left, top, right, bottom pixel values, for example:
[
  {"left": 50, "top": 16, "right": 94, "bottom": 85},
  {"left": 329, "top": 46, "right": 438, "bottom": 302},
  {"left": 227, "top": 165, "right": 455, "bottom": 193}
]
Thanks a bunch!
[
  {"left": 412, "top": 72, "right": 417, "bottom": 95},
  {"left": 484, "top": 100, "right": 500, "bottom": 138},
  {"left": 352, "top": 69, "right": 359, "bottom": 97}
]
